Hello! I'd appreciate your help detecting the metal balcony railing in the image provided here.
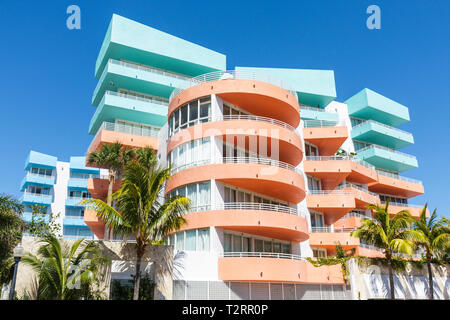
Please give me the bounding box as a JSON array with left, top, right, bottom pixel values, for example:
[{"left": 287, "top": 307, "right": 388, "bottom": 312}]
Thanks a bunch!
[
  {"left": 355, "top": 143, "right": 417, "bottom": 160},
  {"left": 220, "top": 252, "right": 305, "bottom": 261},
  {"left": 311, "top": 226, "right": 357, "bottom": 233},
  {"left": 376, "top": 169, "right": 423, "bottom": 185},
  {"left": 185, "top": 202, "right": 306, "bottom": 217},
  {"left": 336, "top": 183, "right": 379, "bottom": 197},
  {"left": 303, "top": 119, "right": 346, "bottom": 128},
  {"left": 352, "top": 119, "right": 413, "bottom": 137},
  {"left": 23, "top": 191, "right": 53, "bottom": 199},
  {"left": 169, "top": 70, "right": 298, "bottom": 102}
]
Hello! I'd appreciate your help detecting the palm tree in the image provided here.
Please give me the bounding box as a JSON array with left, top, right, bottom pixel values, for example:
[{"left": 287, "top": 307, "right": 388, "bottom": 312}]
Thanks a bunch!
[
  {"left": 0, "top": 195, "right": 25, "bottom": 285},
  {"left": 81, "top": 147, "right": 190, "bottom": 300},
  {"left": 87, "top": 142, "right": 135, "bottom": 239},
  {"left": 412, "top": 204, "right": 450, "bottom": 299},
  {"left": 21, "top": 234, "right": 110, "bottom": 300},
  {"left": 351, "top": 200, "right": 422, "bottom": 299}
]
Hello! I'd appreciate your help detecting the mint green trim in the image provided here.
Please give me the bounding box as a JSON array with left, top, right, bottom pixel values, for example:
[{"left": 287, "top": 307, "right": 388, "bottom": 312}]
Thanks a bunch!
[
  {"left": 351, "top": 120, "right": 414, "bottom": 149},
  {"left": 356, "top": 145, "right": 418, "bottom": 172}
]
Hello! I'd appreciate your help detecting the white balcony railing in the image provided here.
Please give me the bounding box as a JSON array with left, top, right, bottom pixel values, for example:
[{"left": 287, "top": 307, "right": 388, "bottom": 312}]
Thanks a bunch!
[
  {"left": 169, "top": 70, "right": 298, "bottom": 102},
  {"left": 220, "top": 252, "right": 305, "bottom": 261},
  {"left": 341, "top": 211, "right": 374, "bottom": 221},
  {"left": 380, "top": 201, "right": 423, "bottom": 209},
  {"left": 352, "top": 119, "right": 413, "bottom": 137},
  {"left": 171, "top": 157, "right": 302, "bottom": 175},
  {"left": 306, "top": 190, "right": 354, "bottom": 195},
  {"left": 376, "top": 169, "right": 423, "bottom": 185},
  {"left": 23, "top": 191, "right": 53, "bottom": 199},
  {"left": 311, "top": 227, "right": 357, "bottom": 233},
  {"left": 356, "top": 143, "right": 417, "bottom": 160},
  {"left": 26, "top": 172, "right": 55, "bottom": 179},
  {"left": 303, "top": 119, "right": 346, "bottom": 128},
  {"left": 304, "top": 156, "right": 376, "bottom": 171},
  {"left": 336, "top": 183, "right": 379, "bottom": 197},
  {"left": 185, "top": 202, "right": 306, "bottom": 217},
  {"left": 106, "top": 90, "right": 169, "bottom": 106},
  {"left": 110, "top": 59, "right": 191, "bottom": 81}
]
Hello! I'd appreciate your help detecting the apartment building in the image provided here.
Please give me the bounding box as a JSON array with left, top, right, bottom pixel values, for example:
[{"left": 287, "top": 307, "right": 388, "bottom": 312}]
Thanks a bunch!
[
  {"left": 84, "top": 14, "right": 426, "bottom": 299},
  {"left": 20, "top": 150, "right": 106, "bottom": 240}
]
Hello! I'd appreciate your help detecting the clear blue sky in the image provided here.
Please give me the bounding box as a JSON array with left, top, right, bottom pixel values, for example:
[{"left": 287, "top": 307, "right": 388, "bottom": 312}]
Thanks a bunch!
[{"left": 0, "top": 1, "right": 448, "bottom": 218}]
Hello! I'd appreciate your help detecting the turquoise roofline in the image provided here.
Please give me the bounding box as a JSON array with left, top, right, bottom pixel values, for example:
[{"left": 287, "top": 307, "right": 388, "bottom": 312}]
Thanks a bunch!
[
  {"left": 24, "top": 150, "right": 57, "bottom": 170},
  {"left": 345, "top": 88, "right": 410, "bottom": 127},
  {"left": 235, "top": 66, "right": 337, "bottom": 107},
  {"left": 95, "top": 14, "right": 226, "bottom": 79},
  {"left": 70, "top": 156, "right": 100, "bottom": 174}
]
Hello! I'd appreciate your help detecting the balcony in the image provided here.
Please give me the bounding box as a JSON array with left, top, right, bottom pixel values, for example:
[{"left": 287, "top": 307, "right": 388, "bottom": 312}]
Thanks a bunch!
[
  {"left": 351, "top": 119, "right": 414, "bottom": 149},
  {"left": 306, "top": 190, "right": 356, "bottom": 224},
  {"left": 89, "top": 90, "right": 167, "bottom": 135},
  {"left": 355, "top": 143, "right": 418, "bottom": 172},
  {"left": 345, "top": 88, "right": 410, "bottom": 127},
  {"left": 22, "top": 214, "right": 51, "bottom": 224},
  {"left": 84, "top": 209, "right": 105, "bottom": 240},
  {"left": 336, "top": 183, "right": 380, "bottom": 209},
  {"left": 304, "top": 156, "right": 378, "bottom": 189},
  {"left": 67, "top": 178, "right": 89, "bottom": 190},
  {"left": 65, "top": 197, "right": 88, "bottom": 208},
  {"left": 175, "top": 203, "right": 309, "bottom": 242},
  {"left": 87, "top": 176, "right": 122, "bottom": 200},
  {"left": 21, "top": 192, "right": 53, "bottom": 206},
  {"left": 87, "top": 121, "right": 160, "bottom": 155},
  {"left": 24, "top": 151, "right": 57, "bottom": 171},
  {"left": 167, "top": 157, "right": 306, "bottom": 204},
  {"left": 383, "top": 202, "right": 429, "bottom": 218},
  {"left": 63, "top": 217, "right": 88, "bottom": 227},
  {"left": 300, "top": 105, "right": 340, "bottom": 123},
  {"left": 369, "top": 170, "right": 424, "bottom": 198},
  {"left": 309, "top": 227, "right": 359, "bottom": 249},
  {"left": 218, "top": 252, "right": 344, "bottom": 284},
  {"left": 334, "top": 211, "right": 373, "bottom": 229},
  {"left": 169, "top": 70, "right": 300, "bottom": 128},
  {"left": 20, "top": 173, "right": 56, "bottom": 191},
  {"left": 92, "top": 59, "right": 190, "bottom": 106},
  {"left": 302, "top": 120, "right": 348, "bottom": 156},
  {"left": 167, "top": 114, "right": 303, "bottom": 166}
]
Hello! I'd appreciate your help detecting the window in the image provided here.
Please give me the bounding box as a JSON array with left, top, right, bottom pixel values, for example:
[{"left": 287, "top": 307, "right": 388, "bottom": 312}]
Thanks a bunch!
[
  {"left": 185, "top": 230, "right": 196, "bottom": 251},
  {"left": 30, "top": 167, "right": 53, "bottom": 176},
  {"left": 310, "top": 211, "right": 324, "bottom": 228},
  {"left": 69, "top": 190, "right": 91, "bottom": 199},
  {"left": 222, "top": 103, "right": 249, "bottom": 117},
  {"left": 305, "top": 143, "right": 319, "bottom": 157},
  {"left": 63, "top": 227, "right": 93, "bottom": 240},
  {"left": 167, "top": 228, "right": 210, "bottom": 252},
  {"left": 168, "top": 137, "right": 211, "bottom": 171},
  {"left": 28, "top": 186, "right": 51, "bottom": 195},
  {"left": 313, "top": 248, "right": 327, "bottom": 258},
  {"left": 169, "top": 97, "right": 211, "bottom": 136},
  {"left": 307, "top": 175, "right": 321, "bottom": 191},
  {"left": 169, "top": 181, "right": 211, "bottom": 212}
]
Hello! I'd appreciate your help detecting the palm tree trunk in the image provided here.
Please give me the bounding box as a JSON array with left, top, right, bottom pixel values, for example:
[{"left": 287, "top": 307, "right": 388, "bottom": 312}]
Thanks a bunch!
[
  {"left": 387, "top": 253, "right": 395, "bottom": 299},
  {"left": 104, "top": 170, "right": 115, "bottom": 240},
  {"left": 427, "top": 251, "right": 434, "bottom": 300},
  {"left": 133, "top": 245, "right": 145, "bottom": 300}
]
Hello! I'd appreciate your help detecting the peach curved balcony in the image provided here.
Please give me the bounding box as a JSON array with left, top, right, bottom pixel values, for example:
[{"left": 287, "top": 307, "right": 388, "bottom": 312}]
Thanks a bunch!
[
  {"left": 309, "top": 227, "right": 360, "bottom": 250},
  {"left": 302, "top": 126, "right": 348, "bottom": 156},
  {"left": 168, "top": 115, "right": 303, "bottom": 166},
  {"left": 174, "top": 203, "right": 309, "bottom": 242},
  {"left": 84, "top": 209, "right": 105, "bottom": 240},
  {"left": 385, "top": 202, "right": 429, "bottom": 218},
  {"left": 218, "top": 253, "right": 344, "bottom": 284},
  {"left": 337, "top": 183, "right": 380, "bottom": 209},
  {"left": 304, "top": 157, "right": 378, "bottom": 190},
  {"left": 87, "top": 126, "right": 158, "bottom": 158},
  {"left": 355, "top": 246, "right": 385, "bottom": 258},
  {"left": 306, "top": 190, "right": 356, "bottom": 224},
  {"left": 169, "top": 78, "right": 300, "bottom": 128},
  {"left": 87, "top": 177, "right": 122, "bottom": 200},
  {"left": 369, "top": 170, "right": 424, "bottom": 198},
  {"left": 166, "top": 159, "right": 306, "bottom": 204}
]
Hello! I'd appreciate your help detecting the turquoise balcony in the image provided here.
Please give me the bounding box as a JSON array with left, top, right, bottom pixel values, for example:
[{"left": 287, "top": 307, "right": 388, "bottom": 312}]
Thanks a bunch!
[
  {"left": 355, "top": 144, "right": 418, "bottom": 172},
  {"left": 67, "top": 178, "right": 89, "bottom": 190},
  {"left": 300, "top": 105, "right": 340, "bottom": 122},
  {"left": 70, "top": 156, "right": 100, "bottom": 174},
  {"left": 351, "top": 120, "right": 414, "bottom": 149},
  {"left": 65, "top": 197, "right": 86, "bottom": 208},
  {"left": 20, "top": 173, "right": 56, "bottom": 191},
  {"left": 21, "top": 192, "right": 53, "bottom": 206},
  {"left": 92, "top": 59, "right": 191, "bottom": 106},
  {"left": 345, "top": 88, "right": 410, "bottom": 127},
  {"left": 235, "top": 67, "right": 336, "bottom": 108},
  {"left": 95, "top": 14, "right": 225, "bottom": 79},
  {"left": 63, "top": 217, "right": 88, "bottom": 227},
  {"left": 89, "top": 90, "right": 167, "bottom": 134},
  {"left": 22, "top": 214, "right": 51, "bottom": 224},
  {"left": 24, "top": 151, "right": 57, "bottom": 170}
]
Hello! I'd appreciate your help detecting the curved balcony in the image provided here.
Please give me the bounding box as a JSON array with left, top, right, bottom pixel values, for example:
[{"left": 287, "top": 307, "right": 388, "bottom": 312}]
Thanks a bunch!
[
  {"left": 306, "top": 190, "right": 357, "bottom": 223},
  {"left": 336, "top": 183, "right": 380, "bottom": 209},
  {"left": 309, "top": 227, "right": 360, "bottom": 250},
  {"left": 369, "top": 170, "right": 424, "bottom": 198},
  {"left": 383, "top": 202, "right": 429, "bottom": 218},
  {"left": 168, "top": 115, "right": 303, "bottom": 166},
  {"left": 304, "top": 156, "right": 378, "bottom": 189},
  {"left": 175, "top": 203, "right": 309, "bottom": 242},
  {"left": 87, "top": 121, "right": 159, "bottom": 156},
  {"left": 218, "top": 252, "right": 344, "bottom": 284},
  {"left": 302, "top": 120, "right": 348, "bottom": 156},
  {"left": 169, "top": 71, "right": 300, "bottom": 128},
  {"left": 167, "top": 157, "right": 306, "bottom": 203}
]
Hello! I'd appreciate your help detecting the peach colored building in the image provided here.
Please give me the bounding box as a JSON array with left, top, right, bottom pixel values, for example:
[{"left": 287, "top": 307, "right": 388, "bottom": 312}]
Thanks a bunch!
[{"left": 83, "top": 14, "right": 427, "bottom": 300}]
